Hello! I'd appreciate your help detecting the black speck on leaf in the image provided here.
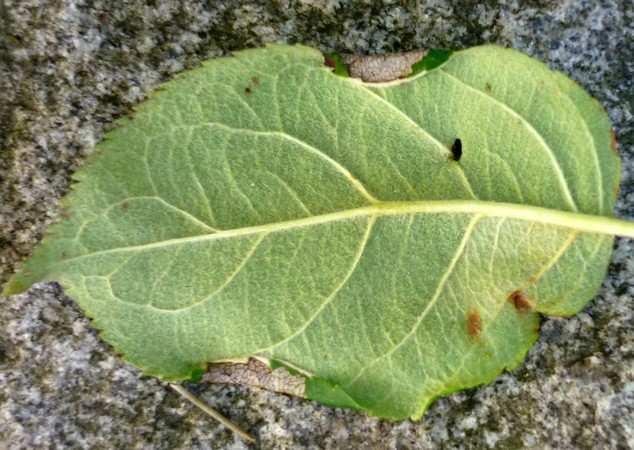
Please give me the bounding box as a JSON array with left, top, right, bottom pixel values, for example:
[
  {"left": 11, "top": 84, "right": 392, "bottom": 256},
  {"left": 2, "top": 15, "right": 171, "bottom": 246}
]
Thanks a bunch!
[{"left": 451, "top": 138, "right": 462, "bottom": 161}]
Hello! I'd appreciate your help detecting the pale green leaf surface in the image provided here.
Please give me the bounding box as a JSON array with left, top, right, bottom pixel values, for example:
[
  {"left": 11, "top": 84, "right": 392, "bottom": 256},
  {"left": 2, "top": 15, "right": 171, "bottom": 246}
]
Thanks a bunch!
[{"left": 4, "top": 44, "right": 634, "bottom": 420}]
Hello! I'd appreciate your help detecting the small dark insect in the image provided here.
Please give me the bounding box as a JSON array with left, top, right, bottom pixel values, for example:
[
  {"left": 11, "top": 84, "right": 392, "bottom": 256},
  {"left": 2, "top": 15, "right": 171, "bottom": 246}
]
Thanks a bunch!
[
  {"left": 508, "top": 290, "right": 533, "bottom": 313},
  {"left": 251, "top": 76, "right": 260, "bottom": 86},
  {"left": 485, "top": 82, "right": 492, "bottom": 92},
  {"left": 451, "top": 138, "right": 462, "bottom": 161},
  {"left": 244, "top": 87, "right": 252, "bottom": 95},
  {"left": 467, "top": 310, "right": 482, "bottom": 338}
]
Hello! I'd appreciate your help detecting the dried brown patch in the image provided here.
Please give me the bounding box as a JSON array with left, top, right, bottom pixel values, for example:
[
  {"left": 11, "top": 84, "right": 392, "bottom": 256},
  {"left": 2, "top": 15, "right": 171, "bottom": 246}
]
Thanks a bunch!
[
  {"left": 343, "top": 51, "right": 424, "bottom": 82},
  {"left": 508, "top": 290, "right": 533, "bottom": 313},
  {"left": 467, "top": 310, "right": 482, "bottom": 338},
  {"left": 610, "top": 129, "right": 619, "bottom": 155},
  {"left": 205, "top": 358, "right": 305, "bottom": 398}
]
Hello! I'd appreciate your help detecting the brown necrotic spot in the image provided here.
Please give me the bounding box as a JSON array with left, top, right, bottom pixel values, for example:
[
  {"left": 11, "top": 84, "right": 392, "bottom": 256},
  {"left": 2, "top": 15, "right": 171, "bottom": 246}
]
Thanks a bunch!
[
  {"left": 508, "top": 290, "right": 533, "bottom": 313},
  {"left": 610, "top": 129, "right": 619, "bottom": 155},
  {"left": 467, "top": 310, "right": 481, "bottom": 338},
  {"left": 251, "top": 76, "right": 260, "bottom": 86}
]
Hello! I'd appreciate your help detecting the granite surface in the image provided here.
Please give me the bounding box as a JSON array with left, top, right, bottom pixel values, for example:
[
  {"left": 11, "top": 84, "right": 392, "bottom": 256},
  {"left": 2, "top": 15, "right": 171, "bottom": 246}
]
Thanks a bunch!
[{"left": 1, "top": 0, "right": 633, "bottom": 449}]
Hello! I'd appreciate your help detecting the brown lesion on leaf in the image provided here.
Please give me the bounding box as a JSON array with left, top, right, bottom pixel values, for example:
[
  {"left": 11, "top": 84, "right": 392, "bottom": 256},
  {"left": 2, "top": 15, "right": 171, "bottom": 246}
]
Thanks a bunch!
[
  {"left": 467, "top": 310, "right": 482, "bottom": 338},
  {"left": 244, "top": 76, "right": 260, "bottom": 96},
  {"left": 610, "top": 129, "right": 619, "bottom": 155},
  {"left": 120, "top": 201, "right": 129, "bottom": 211},
  {"left": 508, "top": 290, "right": 534, "bottom": 313},
  {"left": 613, "top": 182, "right": 620, "bottom": 199}
]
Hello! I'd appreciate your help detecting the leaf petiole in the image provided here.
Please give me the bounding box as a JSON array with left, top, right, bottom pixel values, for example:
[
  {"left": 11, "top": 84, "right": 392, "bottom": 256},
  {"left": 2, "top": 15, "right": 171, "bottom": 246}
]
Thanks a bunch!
[{"left": 170, "top": 383, "right": 256, "bottom": 443}]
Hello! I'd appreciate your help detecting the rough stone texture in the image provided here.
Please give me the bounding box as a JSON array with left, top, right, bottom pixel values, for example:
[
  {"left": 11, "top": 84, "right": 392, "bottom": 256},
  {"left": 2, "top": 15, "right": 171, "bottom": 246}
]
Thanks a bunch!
[{"left": 1, "top": 0, "right": 633, "bottom": 449}]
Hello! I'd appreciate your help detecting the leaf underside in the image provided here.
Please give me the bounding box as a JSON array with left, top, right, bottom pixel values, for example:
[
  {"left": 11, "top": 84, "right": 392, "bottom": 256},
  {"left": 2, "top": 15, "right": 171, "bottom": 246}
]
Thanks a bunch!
[{"left": 4, "top": 45, "right": 622, "bottom": 420}]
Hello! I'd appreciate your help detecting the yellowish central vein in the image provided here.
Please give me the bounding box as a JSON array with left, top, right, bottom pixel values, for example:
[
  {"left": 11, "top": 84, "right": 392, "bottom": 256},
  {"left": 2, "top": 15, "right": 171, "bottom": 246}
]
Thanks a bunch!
[{"left": 58, "top": 200, "right": 634, "bottom": 268}]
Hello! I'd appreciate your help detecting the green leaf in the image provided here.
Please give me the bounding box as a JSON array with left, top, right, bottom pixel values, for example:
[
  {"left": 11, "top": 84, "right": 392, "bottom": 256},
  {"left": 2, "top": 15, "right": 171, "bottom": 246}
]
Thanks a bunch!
[
  {"left": 189, "top": 366, "right": 206, "bottom": 383},
  {"left": 4, "top": 44, "right": 634, "bottom": 420},
  {"left": 324, "top": 52, "right": 350, "bottom": 77},
  {"left": 410, "top": 48, "right": 453, "bottom": 75}
]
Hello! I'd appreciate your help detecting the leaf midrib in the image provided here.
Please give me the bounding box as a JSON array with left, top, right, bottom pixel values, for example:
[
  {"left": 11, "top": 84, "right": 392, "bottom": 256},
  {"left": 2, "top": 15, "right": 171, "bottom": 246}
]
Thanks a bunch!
[{"left": 59, "top": 199, "right": 634, "bottom": 268}]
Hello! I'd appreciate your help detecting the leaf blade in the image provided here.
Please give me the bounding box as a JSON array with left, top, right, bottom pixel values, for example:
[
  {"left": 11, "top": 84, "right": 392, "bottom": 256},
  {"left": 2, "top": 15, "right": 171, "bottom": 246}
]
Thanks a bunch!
[{"left": 4, "top": 44, "right": 633, "bottom": 420}]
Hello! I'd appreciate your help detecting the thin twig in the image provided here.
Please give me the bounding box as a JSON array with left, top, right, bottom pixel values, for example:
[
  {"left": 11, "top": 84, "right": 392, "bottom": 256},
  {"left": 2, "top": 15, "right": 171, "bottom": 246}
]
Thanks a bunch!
[{"left": 170, "top": 383, "right": 256, "bottom": 443}]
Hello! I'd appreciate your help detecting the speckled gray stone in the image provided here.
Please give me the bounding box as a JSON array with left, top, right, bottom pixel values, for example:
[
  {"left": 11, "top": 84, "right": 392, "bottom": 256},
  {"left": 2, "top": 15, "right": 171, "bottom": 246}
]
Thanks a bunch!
[{"left": 1, "top": 1, "right": 633, "bottom": 449}]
